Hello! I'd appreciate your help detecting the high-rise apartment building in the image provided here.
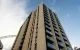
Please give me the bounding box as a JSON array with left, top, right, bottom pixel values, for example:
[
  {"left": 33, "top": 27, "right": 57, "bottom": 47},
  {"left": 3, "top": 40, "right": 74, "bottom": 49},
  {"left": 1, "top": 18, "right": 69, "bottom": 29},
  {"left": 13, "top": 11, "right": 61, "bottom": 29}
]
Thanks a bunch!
[
  {"left": 11, "top": 4, "right": 73, "bottom": 50},
  {"left": 0, "top": 40, "right": 3, "bottom": 50}
]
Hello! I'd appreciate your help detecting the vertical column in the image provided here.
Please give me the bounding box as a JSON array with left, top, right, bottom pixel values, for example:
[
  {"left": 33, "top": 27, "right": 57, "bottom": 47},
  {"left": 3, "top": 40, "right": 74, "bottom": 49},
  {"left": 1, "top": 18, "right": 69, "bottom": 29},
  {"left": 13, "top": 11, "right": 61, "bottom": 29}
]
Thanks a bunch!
[
  {"left": 22, "top": 12, "right": 35, "bottom": 50},
  {"left": 53, "top": 13, "right": 67, "bottom": 50},
  {"left": 37, "top": 4, "right": 46, "bottom": 50},
  {"left": 12, "top": 15, "right": 31, "bottom": 50}
]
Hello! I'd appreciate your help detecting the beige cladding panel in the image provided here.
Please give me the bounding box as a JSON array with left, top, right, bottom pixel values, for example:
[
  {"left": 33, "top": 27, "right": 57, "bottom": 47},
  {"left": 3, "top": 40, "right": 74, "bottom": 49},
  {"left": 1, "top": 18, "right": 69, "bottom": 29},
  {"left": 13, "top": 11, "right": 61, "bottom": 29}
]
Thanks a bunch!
[
  {"left": 22, "top": 12, "right": 34, "bottom": 50},
  {"left": 31, "top": 8, "right": 38, "bottom": 50},
  {"left": 31, "top": 17, "right": 37, "bottom": 50},
  {"left": 12, "top": 19, "right": 29, "bottom": 50},
  {"left": 37, "top": 4, "right": 46, "bottom": 50}
]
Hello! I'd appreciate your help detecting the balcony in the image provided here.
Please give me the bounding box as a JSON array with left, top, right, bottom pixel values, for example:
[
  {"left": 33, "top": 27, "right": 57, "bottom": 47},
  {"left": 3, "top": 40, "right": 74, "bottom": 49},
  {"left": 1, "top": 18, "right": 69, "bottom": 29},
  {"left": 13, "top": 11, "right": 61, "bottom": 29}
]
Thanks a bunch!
[
  {"left": 54, "top": 28, "right": 57, "bottom": 32},
  {"left": 54, "top": 29, "right": 58, "bottom": 33},
  {"left": 51, "top": 19, "right": 55, "bottom": 22},
  {"left": 65, "top": 41, "right": 70, "bottom": 47},
  {"left": 63, "top": 37, "right": 68, "bottom": 41},
  {"left": 52, "top": 22, "right": 56, "bottom": 26},
  {"left": 45, "top": 24, "right": 51, "bottom": 29},
  {"left": 58, "top": 42, "right": 64, "bottom": 48},
  {"left": 55, "top": 32, "right": 60, "bottom": 37},
  {"left": 45, "top": 19, "right": 50, "bottom": 24},
  {"left": 47, "top": 35, "right": 53, "bottom": 42},
  {"left": 47, "top": 43, "right": 56, "bottom": 50},
  {"left": 57, "top": 38, "right": 62, "bottom": 42},
  {"left": 53, "top": 25, "right": 57, "bottom": 29},
  {"left": 46, "top": 29, "right": 52, "bottom": 35},
  {"left": 65, "top": 41, "right": 69, "bottom": 45},
  {"left": 60, "top": 30, "right": 64, "bottom": 33},
  {"left": 56, "top": 36, "right": 62, "bottom": 41},
  {"left": 67, "top": 47, "right": 72, "bottom": 50},
  {"left": 46, "top": 27, "right": 51, "bottom": 32},
  {"left": 45, "top": 20, "right": 50, "bottom": 25},
  {"left": 44, "top": 16, "right": 49, "bottom": 20},
  {"left": 62, "top": 33, "right": 66, "bottom": 37},
  {"left": 58, "top": 23, "right": 61, "bottom": 27},
  {"left": 46, "top": 32, "right": 53, "bottom": 37},
  {"left": 59, "top": 26, "right": 62, "bottom": 30}
]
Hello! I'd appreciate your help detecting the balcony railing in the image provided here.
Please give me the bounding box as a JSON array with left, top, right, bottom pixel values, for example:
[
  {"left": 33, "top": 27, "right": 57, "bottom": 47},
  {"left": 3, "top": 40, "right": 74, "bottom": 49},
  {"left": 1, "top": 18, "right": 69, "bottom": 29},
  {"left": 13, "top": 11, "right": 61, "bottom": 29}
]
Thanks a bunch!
[
  {"left": 62, "top": 33, "right": 66, "bottom": 37},
  {"left": 46, "top": 27, "right": 51, "bottom": 32},
  {"left": 65, "top": 41, "right": 69, "bottom": 45},
  {"left": 47, "top": 35, "right": 53, "bottom": 42},
  {"left": 46, "top": 30, "right": 52, "bottom": 35},
  {"left": 45, "top": 20, "right": 50, "bottom": 24},
  {"left": 55, "top": 32, "right": 60, "bottom": 37},
  {"left": 45, "top": 25, "right": 51, "bottom": 29},
  {"left": 63, "top": 37, "right": 68, "bottom": 41},
  {"left": 54, "top": 29, "right": 58, "bottom": 33},
  {"left": 56, "top": 36, "right": 62, "bottom": 41},
  {"left": 47, "top": 43, "right": 56, "bottom": 50},
  {"left": 67, "top": 47, "right": 72, "bottom": 50},
  {"left": 58, "top": 42, "right": 64, "bottom": 48}
]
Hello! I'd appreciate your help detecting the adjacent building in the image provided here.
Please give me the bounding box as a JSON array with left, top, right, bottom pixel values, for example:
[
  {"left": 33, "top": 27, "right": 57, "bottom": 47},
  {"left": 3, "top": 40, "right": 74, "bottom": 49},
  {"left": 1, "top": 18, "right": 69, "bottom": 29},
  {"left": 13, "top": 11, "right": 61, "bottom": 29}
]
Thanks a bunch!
[
  {"left": 0, "top": 40, "right": 3, "bottom": 50},
  {"left": 77, "top": 48, "right": 80, "bottom": 50},
  {"left": 11, "top": 4, "right": 73, "bottom": 50}
]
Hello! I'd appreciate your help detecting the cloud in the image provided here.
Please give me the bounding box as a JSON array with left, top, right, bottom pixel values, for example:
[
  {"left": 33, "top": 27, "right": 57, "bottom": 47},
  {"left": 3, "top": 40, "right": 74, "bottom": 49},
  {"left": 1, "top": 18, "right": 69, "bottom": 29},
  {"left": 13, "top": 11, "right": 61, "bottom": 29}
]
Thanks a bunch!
[{"left": 0, "top": 0, "right": 29, "bottom": 50}]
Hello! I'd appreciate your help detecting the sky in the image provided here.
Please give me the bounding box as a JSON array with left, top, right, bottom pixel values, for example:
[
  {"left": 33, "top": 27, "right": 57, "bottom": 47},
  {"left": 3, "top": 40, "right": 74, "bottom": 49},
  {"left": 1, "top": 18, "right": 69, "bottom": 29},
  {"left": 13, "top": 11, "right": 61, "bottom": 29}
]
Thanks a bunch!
[{"left": 0, "top": 0, "right": 80, "bottom": 50}]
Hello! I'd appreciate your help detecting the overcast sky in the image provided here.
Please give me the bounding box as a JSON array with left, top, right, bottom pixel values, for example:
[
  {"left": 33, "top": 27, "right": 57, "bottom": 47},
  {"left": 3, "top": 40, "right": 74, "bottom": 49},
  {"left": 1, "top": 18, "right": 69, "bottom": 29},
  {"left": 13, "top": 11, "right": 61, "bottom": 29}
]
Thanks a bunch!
[{"left": 0, "top": 0, "right": 80, "bottom": 50}]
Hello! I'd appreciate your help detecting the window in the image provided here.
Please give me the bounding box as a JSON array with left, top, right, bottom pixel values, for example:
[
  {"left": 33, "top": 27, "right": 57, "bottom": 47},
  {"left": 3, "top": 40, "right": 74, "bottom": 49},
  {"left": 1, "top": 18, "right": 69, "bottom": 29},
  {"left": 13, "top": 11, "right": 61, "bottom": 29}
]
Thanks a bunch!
[{"left": 54, "top": 29, "right": 58, "bottom": 33}]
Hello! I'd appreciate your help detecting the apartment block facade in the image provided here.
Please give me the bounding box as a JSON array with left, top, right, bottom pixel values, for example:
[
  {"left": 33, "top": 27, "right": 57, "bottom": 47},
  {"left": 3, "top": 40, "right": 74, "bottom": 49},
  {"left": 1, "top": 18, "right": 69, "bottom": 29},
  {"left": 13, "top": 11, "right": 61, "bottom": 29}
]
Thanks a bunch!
[{"left": 11, "top": 4, "right": 73, "bottom": 50}]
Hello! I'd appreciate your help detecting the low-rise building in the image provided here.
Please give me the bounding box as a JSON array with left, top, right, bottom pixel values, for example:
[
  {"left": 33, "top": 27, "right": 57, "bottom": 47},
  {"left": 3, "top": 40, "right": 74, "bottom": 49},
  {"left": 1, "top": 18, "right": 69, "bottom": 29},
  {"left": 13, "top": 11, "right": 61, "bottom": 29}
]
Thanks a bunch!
[{"left": 0, "top": 40, "right": 3, "bottom": 50}]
